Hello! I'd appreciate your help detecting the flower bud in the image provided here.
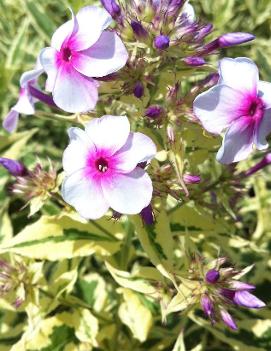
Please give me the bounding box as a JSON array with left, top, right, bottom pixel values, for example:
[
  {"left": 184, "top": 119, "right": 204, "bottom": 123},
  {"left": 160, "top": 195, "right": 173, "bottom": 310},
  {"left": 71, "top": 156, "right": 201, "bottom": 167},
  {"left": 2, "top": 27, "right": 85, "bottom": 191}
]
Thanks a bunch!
[
  {"left": 0, "top": 158, "right": 28, "bottom": 177},
  {"left": 100, "top": 0, "right": 122, "bottom": 19},
  {"left": 218, "top": 32, "right": 255, "bottom": 48},
  {"left": 133, "top": 81, "right": 144, "bottom": 98},
  {"left": 184, "top": 56, "right": 206, "bottom": 66},
  {"left": 167, "top": 125, "right": 175, "bottom": 143},
  {"left": 140, "top": 205, "right": 155, "bottom": 225},
  {"left": 131, "top": 20, "right": 148, "bottom": 38},
  {"left": 233, "top": 290, "right": 265, "bottom": 309},
  {"left": 183, "top": 174, "right": 201, "bottom": 184},
  {"left": 201, "top": 295, "right": 214, "bottom": 318},
  {"left": 205, "top": 269, "right": 220, "bottom": 283},
  {"left": 145, "top": 105, "right": 164, "bottom": 119},
  {"left": 220, "top": 309, "right": 238, "bottom": 330},
  {"left": 154, "top": 35, "right": 170, "bottom": 50}
]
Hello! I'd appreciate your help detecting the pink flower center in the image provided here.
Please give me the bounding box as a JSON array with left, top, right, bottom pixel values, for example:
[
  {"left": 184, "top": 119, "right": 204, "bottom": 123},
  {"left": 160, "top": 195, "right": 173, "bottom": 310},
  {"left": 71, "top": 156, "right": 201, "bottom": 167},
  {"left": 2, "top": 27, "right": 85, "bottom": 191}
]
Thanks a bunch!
[
  {"left": 62, "top": 47, "right": 72, "bottom": 62},
  {"left": 95, "top": 157, "right": 109, "bottom": 173},
  {"left": 247, "top": 97, "right": 265, "bottom": 120}
]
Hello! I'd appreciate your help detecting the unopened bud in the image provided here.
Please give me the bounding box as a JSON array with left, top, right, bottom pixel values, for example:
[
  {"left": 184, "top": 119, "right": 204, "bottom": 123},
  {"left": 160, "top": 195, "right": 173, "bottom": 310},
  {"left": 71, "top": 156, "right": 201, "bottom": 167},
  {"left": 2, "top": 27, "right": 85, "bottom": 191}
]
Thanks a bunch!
[
  {"left": 0, "top": 158, "right": 28, "bottom": 177},
  {"left": 154, "top": 35, "right": 170, "bottom": 50},
  {"left": 184, "top": 56, "right": 206, "bottom": 66},
  {"left": 183, "top": 174, "right": 201, "bottom": 184},
  {"left": 145, "top": 105, "right": 164, "bottom": 119},
  {"left": 131, "top": 20, "right": 148, "bottom": 38},
  {"left": 133, "top": 81, "right": 144, "bottom": 98},
  {"left": 218, "top": 32, "right": 255, "bottom": 48}
]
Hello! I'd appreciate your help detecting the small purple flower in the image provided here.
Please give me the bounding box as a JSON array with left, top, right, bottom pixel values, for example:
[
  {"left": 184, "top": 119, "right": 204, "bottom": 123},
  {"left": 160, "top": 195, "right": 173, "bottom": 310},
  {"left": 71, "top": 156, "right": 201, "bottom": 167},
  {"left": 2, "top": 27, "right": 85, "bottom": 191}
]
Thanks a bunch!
[
  {"left": 193, "top": 57, "right": 271, "bottom": 164},
  {"left": 184, "top": 56, "right": 205, "bottom": 66},
  {"left": 101, "top": 0, "right": 121, "bottom": 18},
  {"left": 154, "top": 35, "right": 170, "bottom": 50},
  {"left": 205, "top": 269, "right": 220, "bottom": 283},
  {"left": 131, "top": 20, "right": 148, "bottom": 38},
  {"left": 220, "top": 309, "right": 238, "bottom": 330},
  {"left": 133, "top": 81, "right": 144, "bottom": 98},
  {"left": 0, "top": 158, "right": 27, "bottom": 177},
  {"left": 145, "top": 105, "right": 164, "bottom": 119}
]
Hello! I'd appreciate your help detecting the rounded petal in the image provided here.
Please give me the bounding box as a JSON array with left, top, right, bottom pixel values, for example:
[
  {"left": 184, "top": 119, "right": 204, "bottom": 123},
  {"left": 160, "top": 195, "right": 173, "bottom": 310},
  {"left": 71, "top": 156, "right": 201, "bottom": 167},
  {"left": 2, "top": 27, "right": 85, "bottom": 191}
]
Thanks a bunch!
[
  {"left": 52, "top": 65, "right": 98, "bottom": 113},
  {"left": 216, "top": 117, "right": 254, "bottom": 164},
  {"left": 102, "top": 167, "right": 153, "bottom": 214},
  {"left": 219, "top": 57, "right": 259, "bottom": 95},
  {"left": 73, "top": 31, "right": 128, "bottom": 77},
  {"left": 63, "top": 128, "right": 95, "bottom": 175},
  {"left": 61, "top": 169, "right": 109, "bottom": 220},
  {"left": 51, "top": 8, "right": 78, "bottom": 50},
  {"left": 85, "top": 115, "right": 130, "bottom": 155},
  {"left": 193, "top": 85, "right": 244, "bottom": 134},
  {"left": 71, "top": 6, "right": 112, "bottom": 51},
  {"left": 39, "top": 47, "right": 58, "bottom": 92},
  {"left": 258, "top": 80, "right": 271, "bottom": 109},
  {"left": 255, "top": 109, "right": 271, "bottom": 150},
  {"left": 233, "top": 290, "right": 265, "bottom": 308},
  {"left": 3, "top": 110, "right": 19, "bottom": 133},
  {"left": 115, "top": 132, "right": 157, "bottom": 173},
  {"left": 13, "top": 89, "right": 35, "bottom": 115},
  {"left": 20, "top": 67, "right": 44, "bottom": 88}
]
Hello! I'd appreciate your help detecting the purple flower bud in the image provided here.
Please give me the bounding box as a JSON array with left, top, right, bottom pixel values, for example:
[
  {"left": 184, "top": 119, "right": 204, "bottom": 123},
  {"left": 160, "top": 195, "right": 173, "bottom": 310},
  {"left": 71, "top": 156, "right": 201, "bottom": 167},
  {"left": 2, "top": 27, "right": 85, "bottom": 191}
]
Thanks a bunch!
[
  {"left": 145, "top": 105, "right": 164, "bottom": 119},
  {"left": 242, "top": 153, "right": 271, "bottom": 177},
  {"left": 184, "top": 57, "right": 206, "bottom": 66},
  {"left": 218, "top": 32, "right": 255, "bottom": 48},
  {"left": 233, "top": 291, "right": 265, "bottom": 309},
  {"left": 220, "top": 310, "right": 238, "bottom": 330},
  {"left": 183, "top": 174, "right": 201, "bottom": 184},
  {"left": 230, "top": 281, "right": 255, "bottom": 291},
  {"left": 100, "top": 0, "right": 121, "bottom": 17},
  {"left": 141, "top": 205, "right": 155, "bottom": 225},
  {"left": 0, "top": 158, "right": 27, "bottom": 177},
  {"left": 154, "top": 35, "right": 170, "bottom": 50},
  {"left": 205, "top": 269, "right": 220, "bottom": 283},
  {"left": 219, "top": 288, "right": 235, "bottom": 301},
  {"left": 133, "top": 81, "right": 144, "bottom": 98},
  {"left": 201, "top": 295, "right": 214, "bottom": 318},
  {"left": 131, "top": 20, "right": 148, "bottom": 38},
  {"left": 197, "top": 24, "right": 213, "bottom": 40}
]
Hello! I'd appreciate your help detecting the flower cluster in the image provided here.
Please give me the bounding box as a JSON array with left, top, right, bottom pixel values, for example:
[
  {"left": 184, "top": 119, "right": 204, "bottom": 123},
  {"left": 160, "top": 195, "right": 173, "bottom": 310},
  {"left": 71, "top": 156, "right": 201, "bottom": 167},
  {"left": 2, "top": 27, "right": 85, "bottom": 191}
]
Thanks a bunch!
[{"left": 1, "top": 1, "right": 268, "bottom": 337}]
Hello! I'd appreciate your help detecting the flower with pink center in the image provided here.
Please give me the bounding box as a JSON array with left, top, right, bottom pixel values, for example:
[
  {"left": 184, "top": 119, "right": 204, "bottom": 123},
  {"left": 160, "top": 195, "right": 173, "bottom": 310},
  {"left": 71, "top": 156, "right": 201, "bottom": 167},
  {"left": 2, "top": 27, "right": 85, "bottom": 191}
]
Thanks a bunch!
[
  {"left": 61, "top": 115, "right": 157, "bottom": 219},
  {"left": 39, "top": 6, "right": 128, "bottom": 113},
  {"left": 193, "top": 57, "right": 271, "bottom": 164},
  {"left": 3, "top": 61, "right": 44, "bottom": 133}
]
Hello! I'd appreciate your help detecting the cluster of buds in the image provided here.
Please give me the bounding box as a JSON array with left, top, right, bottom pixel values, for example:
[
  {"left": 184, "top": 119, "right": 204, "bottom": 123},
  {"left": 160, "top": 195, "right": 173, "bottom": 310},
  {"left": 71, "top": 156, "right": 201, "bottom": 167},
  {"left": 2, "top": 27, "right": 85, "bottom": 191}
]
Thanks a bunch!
[
  {"left": 0, "top": 157, "right": 57, "bottom": 215},
  {"left": 187, "top": 255, "right": 265, "bottom": 330},
  {"left": 0, "top": 258, "right": 27, "bottom": 308}
]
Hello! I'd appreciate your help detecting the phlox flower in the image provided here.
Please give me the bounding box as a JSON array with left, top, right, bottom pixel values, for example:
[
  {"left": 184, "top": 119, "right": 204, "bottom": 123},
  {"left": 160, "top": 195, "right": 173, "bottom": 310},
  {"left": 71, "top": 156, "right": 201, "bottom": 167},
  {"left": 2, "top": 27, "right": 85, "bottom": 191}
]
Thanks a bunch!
[
  {"left": 3, "top": 61, "right": 43, "bottom": 133},
  {"left": 193, "top": 57, "right": 271, "bottom": 164},
  {"left": 62, "top": 115, "right": 157, "bottom": 219},
  {"left": 39, "top": 6, "right": 128, "bottom": 113}
]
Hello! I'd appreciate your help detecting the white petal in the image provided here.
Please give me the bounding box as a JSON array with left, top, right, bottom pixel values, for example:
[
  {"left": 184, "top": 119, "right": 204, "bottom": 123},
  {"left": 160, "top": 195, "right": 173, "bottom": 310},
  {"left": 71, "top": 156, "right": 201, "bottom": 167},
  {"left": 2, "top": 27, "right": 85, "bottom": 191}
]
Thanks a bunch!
[
  {"left": 216, "top": 117, "right": 254, "bottom": 164},
  {"left": 255, "top": 109, "right": 271, "bottom": 150},
  {"left": 20, "top": 67, "right": 44, "bottom": 88},
  {"left": 73, "top": 31, "right": 128, "bottom": 77},
  {"left": 181, "top": 2, "right": 195, "bottom": 23},
  {"left": 258, "top": 80, "right": 271, "bottom": 109},
  {"left": 52, "top": 65, "right": 98, "bottom": 113},
  {"left": 2, "top": 110, "right": 19, "bottom": 133},
  {"left": 63, "top": 127, "right": 95, "bottom": 174},
  {"left": 73, "top": 6, "right": 112, "bottom": 51},
  {"left": 62, "top": 169, "right": 109, "bottom": 220},
  {"left": 219, "top": 57, "right": 259, "bottom": 94},
  {"left": 39, "top": 47, "right": 58, "bottom": 92},
  {"left": 115, "top": 132, "right": 157, "bottom": 173},
  {"left": 102, "top": 167, "right": 153, "bottom": 214},
  {"left": 51, "top": 7, "right": 78, "bottom": 50},
  {"left": 13, "top": 89, "right": 35, "bottom": 114},
  {"left": 85, "top": 115, "right": 130, "bottom": 155},
  {"left": 193, "top": 85, "right": 244, "bottom": 134}
]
